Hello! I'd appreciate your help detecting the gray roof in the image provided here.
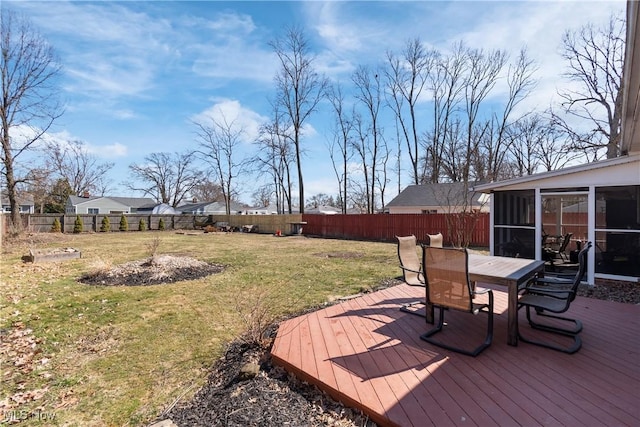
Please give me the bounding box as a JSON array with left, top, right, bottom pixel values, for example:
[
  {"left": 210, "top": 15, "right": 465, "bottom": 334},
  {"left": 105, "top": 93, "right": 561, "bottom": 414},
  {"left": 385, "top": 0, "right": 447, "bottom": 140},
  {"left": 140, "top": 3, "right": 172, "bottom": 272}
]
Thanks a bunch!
[
  {"left": 68, "top": 196, "right": 155, "bottom": 208},
  {"left": 108, "top": 197, "right": 156, "bottom": 208},
  {"left": 1, "top": 192, "right": 35, "bottom": 205},
  {"left": 177, "top": 200, "right": 247, "bottom": 213},
  {"left": 385, "top": 183, "right": 485, "bottom": 208}
]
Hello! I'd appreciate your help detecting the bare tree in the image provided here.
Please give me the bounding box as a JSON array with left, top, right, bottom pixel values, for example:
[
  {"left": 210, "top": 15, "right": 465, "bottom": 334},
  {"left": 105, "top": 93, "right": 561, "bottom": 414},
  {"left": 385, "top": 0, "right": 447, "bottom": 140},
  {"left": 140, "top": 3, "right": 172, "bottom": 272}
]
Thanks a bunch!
[
  {"left": 352, "top": 65, "right": 386, "bottom": 214},
  {"left": 23, "top": 167, "right": 52, "bottom": 213},
  {"left": 423, "top": 43, "right": 467, "bottom": 183},
  {"left": 253, "top": 105, "right": 295, "bottom": 214},
  {"left": 385, "top": 38, "right": 437, "bottom": 184},
  {"left": 1, "top": 9, "right": 62, "bottom": 228},
  {"left": 45, "top": 139, "right": 113, "bottom": 196},
  {"left": 555, "top": 11, "right": 625, "bottom": 159},
  {"left": 251, "top": 185, "right": 274, "bottom": 208},
  {"left": 194, "top": 112, "right": 247, "bottom": 215},
  {"left": 270, "top": 27, "right": 328, "bottom": 213},
  {"left": 190, "top": 177, "right": 224, "bottom": 202},
  {"left": 462, "top": 47, "right": 506, "bottom": 183},
  {"left": 128, "top": 152, "right": 202, "bottom": 207},
  {"left": 476, "top": 48, "right": 537, "bottom": 182},
  {"left": 326, "top": 83, "right": 353, "bottom": 214}
]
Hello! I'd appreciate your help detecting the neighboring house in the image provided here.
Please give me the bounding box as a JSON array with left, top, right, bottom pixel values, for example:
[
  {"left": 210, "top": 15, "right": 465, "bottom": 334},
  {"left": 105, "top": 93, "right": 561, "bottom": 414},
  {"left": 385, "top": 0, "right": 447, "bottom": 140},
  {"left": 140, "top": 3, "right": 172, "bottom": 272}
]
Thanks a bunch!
[
  {"left": 66, "top": 195, "right": 156, "bottom": 214},
  {"left": 305, "top": 205, "right": 341, "bottom": 215},
  {"left": 136, "top": 203, "right": 181, "bottom": 215},
  {"left": 384, "top": 183, "right": 489, "bottom": 214},
  {"left": 244, "top": 204, "right": 280, "bottom": 215},
  {"left": 472, "top": 1, "right": 640, "bottom": 285},
  {"left": 177, "top": 200, "right": 247, "bottom": 215},
  {"left": 1, "top": 193, "right": 35, "bottom": 213}
]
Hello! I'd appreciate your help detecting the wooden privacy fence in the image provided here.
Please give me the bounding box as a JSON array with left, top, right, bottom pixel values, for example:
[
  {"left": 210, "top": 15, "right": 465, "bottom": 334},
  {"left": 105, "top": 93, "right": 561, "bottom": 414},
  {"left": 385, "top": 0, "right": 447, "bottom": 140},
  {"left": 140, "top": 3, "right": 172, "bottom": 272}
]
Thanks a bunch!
[
  {"left": 301, "top": 213, "right": 490, "bottom": 247},
  {"left": 7, "top": 212, "right": 490, "bottom": 247},
  {"left": 16, "top": 213, "right": 304, "bottom": 235}
]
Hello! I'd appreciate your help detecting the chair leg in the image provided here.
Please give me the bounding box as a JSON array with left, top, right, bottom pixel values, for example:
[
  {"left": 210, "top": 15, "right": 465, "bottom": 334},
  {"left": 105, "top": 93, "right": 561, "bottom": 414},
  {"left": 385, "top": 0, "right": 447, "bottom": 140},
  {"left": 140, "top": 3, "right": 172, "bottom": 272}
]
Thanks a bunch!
[
  {"left": 525, "top": 306, "right": 583, "bottom": 335},
  {"left": 420, "top": 295, "right": 493, "bottom": 357},
  {"left": 400, "top": 301, "right": 427, "bottom": 318},
  {"left": 518, "top": 306, "right": 582, "bottom": 354},
  {"left": 518, "top": 329, "right": 582, "bottom": 354}
]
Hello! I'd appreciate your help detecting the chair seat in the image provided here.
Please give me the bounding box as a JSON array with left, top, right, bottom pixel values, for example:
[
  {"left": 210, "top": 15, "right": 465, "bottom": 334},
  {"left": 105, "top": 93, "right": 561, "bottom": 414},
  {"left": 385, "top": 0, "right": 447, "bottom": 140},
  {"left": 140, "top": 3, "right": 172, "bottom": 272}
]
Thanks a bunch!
[{"left": 519, "top": 293, "right": 570, "bottom": 313}]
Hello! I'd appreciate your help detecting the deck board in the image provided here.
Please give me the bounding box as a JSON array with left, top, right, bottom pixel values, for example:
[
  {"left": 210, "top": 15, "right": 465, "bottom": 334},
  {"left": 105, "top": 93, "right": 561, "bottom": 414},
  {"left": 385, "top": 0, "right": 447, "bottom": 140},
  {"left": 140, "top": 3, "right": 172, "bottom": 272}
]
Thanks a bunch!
[{"left": 271, "top": 283, "right": 640, "bottom": 427}]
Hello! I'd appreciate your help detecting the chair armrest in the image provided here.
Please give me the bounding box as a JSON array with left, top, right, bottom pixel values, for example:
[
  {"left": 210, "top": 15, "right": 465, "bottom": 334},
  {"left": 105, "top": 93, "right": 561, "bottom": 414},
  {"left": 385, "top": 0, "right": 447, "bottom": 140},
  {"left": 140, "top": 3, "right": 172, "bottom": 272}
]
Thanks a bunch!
[
  {"left": 534, "top": 277, "right": 573, "bottom": 287},
  {"left": 522, "top": 286, "right": 572, "bottom": 299},
  {"left": 399, "top": 265, "right": 421, "bottom": 275},
  {"left": 472, "top": 287, "right": 492, "bottom": 296}
]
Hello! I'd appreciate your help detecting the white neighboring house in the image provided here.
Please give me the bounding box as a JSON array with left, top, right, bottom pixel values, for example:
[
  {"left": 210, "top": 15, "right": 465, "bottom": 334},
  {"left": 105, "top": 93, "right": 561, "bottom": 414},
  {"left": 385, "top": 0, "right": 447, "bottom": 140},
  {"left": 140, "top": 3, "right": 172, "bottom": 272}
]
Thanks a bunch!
[
  {"left": 243, "top": 204, "right": 280, "bottom": 215},
  {"left": 1, "top": 193, "right": 35, "bottom": 213},
  {"left": 305, "top": 205, "right": 341, "bottom": 215},
  {"left": 66, "top": 195, "right": 156, "bottom": 214},
  {"left": 177, "top": 200, "right": 247, "bottom": 215},
  {"left": 384, "top": 183, "right": 490, "bottom": 214}
]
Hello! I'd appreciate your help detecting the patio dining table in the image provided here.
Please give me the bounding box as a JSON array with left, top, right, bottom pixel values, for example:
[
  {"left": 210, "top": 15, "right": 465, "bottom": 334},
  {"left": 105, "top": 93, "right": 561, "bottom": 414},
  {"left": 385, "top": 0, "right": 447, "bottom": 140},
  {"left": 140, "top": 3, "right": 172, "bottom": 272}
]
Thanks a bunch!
[{"left": 425, "top": 254, "right": 546, "bottom": 346}]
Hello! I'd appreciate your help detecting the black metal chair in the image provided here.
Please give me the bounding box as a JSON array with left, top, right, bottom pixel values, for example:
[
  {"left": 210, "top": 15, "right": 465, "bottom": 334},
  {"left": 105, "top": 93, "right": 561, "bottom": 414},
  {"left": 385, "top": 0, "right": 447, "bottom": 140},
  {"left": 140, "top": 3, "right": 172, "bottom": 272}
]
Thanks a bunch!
[
  {"left": 551, "top": 233, "right": 573, "bottom": 263},
  {"left": 419, "top": 247, "right": 494, "bottom": 357},
  {"left": 517, "top": 241, "right": 592, "bottom": 354}
]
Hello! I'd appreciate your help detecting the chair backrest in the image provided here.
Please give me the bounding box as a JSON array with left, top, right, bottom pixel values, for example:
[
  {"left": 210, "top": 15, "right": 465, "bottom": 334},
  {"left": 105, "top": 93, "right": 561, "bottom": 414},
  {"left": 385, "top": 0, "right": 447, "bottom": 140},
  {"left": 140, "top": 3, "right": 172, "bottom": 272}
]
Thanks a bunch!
[
  {"left": 566, "top": 241, "right": 592, "bottom": 301},
  {"left": 558, "top": 233, "right": 573, "bottom": 252},
  {"left": 426, "top": 233, "right": 443, "bottom": 248},
  {"left": 396, "top": 235, "right": 422, "bottom": 286},
  {"left": 423, "top": 246, "right": 473, "bottom": 312}
]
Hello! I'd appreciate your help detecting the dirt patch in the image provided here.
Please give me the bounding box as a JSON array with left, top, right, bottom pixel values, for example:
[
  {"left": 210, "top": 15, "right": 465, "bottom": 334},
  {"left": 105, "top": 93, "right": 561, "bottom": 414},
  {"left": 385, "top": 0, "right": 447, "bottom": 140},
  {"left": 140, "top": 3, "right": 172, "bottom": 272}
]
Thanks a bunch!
[
  {"left": 313, "top": 252, "right": 364, "bottom": 259},
  {"left": 78, "top": 255, "right": 225, "bottom": 286}
]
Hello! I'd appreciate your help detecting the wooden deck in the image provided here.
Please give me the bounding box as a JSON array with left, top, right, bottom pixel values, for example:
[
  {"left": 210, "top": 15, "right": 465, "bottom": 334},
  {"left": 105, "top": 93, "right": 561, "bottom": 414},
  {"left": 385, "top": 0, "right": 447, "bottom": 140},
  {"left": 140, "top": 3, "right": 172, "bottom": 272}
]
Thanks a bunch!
[{"left": 271, "top": 283, "right": 640, "bottom": 427}]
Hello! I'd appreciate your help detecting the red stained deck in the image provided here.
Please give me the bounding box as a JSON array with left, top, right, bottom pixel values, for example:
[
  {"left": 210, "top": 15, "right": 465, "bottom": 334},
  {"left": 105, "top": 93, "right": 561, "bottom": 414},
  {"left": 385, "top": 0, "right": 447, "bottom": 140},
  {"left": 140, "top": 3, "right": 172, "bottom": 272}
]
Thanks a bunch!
[{"left": 271, "top": 283, "right": 640, "bottom": 427}]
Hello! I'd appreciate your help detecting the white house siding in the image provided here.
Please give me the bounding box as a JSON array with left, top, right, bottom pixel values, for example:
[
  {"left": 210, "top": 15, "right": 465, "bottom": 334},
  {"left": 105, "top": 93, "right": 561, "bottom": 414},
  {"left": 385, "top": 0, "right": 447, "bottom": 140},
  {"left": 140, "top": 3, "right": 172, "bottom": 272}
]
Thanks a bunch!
[{"left": 71, "top": 198, "right": 129, "bottom": 214}]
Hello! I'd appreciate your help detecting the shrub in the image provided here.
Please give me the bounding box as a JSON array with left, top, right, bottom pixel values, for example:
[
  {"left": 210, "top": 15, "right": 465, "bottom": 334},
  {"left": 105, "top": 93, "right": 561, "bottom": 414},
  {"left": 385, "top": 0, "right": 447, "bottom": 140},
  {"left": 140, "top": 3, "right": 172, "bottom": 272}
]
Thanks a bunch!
[
  {"left": 100, "top": 216, "right": 110, "bottom": 232},
  {"left": 119, "top": 215, "right": 128, "bottom": 231},
  {"left": 138, "top": 219, "right": 147, "bottom": 231},
  {"left": 158, "top": 218, "right": 165, "bottom": 231},
  {"left": 51, "top": 218, "right": 61, "bottom": 233},
  {"left": 73, "top": 215, "right": 83, "bottom": 233}
]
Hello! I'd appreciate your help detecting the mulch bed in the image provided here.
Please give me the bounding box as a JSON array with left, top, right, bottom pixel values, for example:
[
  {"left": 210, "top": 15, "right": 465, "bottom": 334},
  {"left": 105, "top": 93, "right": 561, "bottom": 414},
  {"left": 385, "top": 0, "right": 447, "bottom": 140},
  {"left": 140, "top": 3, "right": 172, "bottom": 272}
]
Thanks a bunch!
[{"left": 78, "top": 255, "right": 225, "bottom": 286}]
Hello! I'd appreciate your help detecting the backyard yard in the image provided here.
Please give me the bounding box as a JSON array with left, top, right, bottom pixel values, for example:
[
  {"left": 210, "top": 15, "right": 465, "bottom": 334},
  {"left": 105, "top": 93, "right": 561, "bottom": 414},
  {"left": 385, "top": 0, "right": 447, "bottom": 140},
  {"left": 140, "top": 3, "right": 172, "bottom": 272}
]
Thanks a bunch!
[{"left": 0, "top": 231, "right": 400, "bottom": 426}]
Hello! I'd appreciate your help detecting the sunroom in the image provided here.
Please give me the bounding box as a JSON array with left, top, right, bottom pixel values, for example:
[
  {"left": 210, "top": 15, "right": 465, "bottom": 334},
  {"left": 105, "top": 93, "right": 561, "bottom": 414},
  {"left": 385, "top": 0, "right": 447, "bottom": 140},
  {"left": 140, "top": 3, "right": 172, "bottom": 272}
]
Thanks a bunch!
[{"left": 473, "top": 155, "right": 640, "bottom": 284}]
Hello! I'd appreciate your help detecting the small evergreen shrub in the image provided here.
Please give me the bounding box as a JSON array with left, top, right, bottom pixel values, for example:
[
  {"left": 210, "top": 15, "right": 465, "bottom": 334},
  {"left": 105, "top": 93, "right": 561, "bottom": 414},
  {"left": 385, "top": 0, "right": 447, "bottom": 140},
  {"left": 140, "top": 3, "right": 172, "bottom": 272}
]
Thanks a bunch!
[
  {"left": 51, "top": 218, "right": 61, "bottom": 233},
  {"left": 100, "top": 216, "right": 111, "bottom": 232},
  {"left": 73, "top": 215, "right": 83, "bottom": 233},
  {"left": 119, "top": 215, "right": 128, "bottom": 231},
  {"left": 138, "top": 219, "right": 147, "bottom": 231},
  {"left": 158, "top": 218, "right": 165, "bottom": 231}
]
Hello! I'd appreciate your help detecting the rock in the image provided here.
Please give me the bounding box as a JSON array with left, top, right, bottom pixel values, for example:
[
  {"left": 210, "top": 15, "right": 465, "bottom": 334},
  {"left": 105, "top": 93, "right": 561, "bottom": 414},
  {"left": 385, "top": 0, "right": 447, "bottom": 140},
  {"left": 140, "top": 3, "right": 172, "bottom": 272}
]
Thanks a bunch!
[
  {"left": 237, "top": 362, "right": 260, "bottom": 381},
  {"left": 148, "top": 419, "right": 178, "bottom": 427}
]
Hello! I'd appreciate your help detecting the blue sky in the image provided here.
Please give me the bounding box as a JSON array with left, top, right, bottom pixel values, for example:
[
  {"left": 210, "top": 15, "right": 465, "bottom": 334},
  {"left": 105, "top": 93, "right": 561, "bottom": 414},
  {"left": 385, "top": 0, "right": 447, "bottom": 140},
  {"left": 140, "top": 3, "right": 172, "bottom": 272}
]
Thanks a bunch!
[{"left": 6, "top": 0, "right": 625, "bottom": 205}]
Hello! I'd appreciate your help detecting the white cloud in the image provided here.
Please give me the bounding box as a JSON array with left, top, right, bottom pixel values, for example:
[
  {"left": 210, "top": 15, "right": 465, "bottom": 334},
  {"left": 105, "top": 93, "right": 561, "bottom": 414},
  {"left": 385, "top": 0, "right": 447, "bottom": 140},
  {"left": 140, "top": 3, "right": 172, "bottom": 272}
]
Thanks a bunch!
[
  {"left": 87, "top": 142, "right": 128, "bottom": 159},
  {"left": 192, "top": 99, "right": 268, "bottom": 143}
]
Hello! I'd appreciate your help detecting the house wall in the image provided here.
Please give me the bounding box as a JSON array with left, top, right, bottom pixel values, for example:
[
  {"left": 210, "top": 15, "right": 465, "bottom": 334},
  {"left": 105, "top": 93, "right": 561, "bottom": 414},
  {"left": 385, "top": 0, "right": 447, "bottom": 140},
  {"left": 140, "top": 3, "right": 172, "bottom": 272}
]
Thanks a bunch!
[{"left": 71, "top": 198, "right": 130, "bottom": 214}]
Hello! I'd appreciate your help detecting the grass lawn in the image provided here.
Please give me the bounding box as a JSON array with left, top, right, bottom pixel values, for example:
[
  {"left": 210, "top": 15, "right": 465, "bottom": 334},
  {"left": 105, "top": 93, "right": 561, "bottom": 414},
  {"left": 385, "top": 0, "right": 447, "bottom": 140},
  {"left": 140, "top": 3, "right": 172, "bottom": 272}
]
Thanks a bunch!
[{"left": 0, "top": 231, "right": 399, "bottom": 426}]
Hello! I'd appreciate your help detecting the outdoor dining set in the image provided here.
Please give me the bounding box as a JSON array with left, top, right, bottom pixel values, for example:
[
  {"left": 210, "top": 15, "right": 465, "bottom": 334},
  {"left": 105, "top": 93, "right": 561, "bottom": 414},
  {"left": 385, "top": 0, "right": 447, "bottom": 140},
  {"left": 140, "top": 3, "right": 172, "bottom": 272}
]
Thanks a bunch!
[{"left": 396, "top": 233, "right": 592, "bottom": 356}]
